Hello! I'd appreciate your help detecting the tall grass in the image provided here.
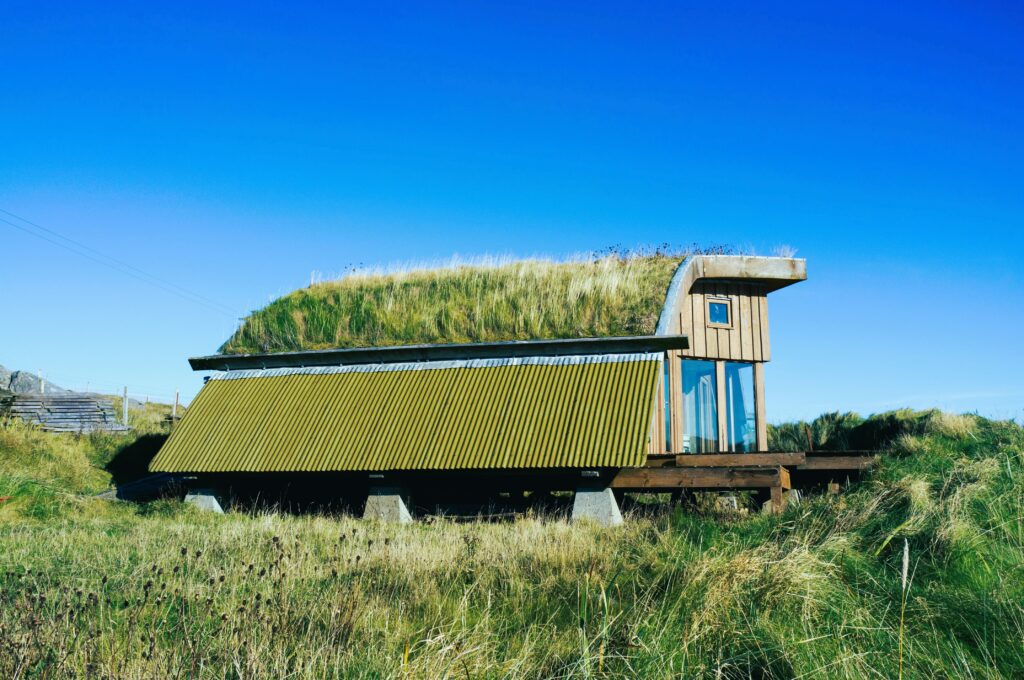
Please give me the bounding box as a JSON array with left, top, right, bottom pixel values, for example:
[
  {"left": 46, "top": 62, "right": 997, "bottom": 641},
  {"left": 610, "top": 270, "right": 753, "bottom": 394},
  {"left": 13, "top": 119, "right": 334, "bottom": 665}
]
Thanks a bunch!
[
  {"left": 1, "top": 410, "right": 1022, "bottom": 677},
  {"left": 0, "top": 399, "right": 179, "bottom": 521},
  {"left": 766, "top": 408, "right": 969, "bottom": 452},
  {"left": 221, "top": 253, "right": 685, "bottom": 354}
]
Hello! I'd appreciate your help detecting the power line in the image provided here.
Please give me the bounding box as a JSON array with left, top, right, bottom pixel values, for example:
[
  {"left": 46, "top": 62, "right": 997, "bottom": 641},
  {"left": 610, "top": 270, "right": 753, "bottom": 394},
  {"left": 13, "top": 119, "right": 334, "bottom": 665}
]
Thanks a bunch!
[
  {"left": 0, "top": 208, "right": 238, "bottom": 317},
  {"left": 0, "top": 208, "right": 236, "bottom": 316}
]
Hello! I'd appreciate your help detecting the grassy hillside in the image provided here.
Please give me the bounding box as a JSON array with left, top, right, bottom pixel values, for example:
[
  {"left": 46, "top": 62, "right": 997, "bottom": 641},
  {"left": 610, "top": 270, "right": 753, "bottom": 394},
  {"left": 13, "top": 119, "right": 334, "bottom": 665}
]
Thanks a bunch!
[
  {"left": 221, "top": 253, "right": 684, "bottom": 354},
  {"left": 0, "top": 400, "right": 178, "bottom": 521},
  {"left": 1, "top": 409, "right": 1022, "bottom": 678}
]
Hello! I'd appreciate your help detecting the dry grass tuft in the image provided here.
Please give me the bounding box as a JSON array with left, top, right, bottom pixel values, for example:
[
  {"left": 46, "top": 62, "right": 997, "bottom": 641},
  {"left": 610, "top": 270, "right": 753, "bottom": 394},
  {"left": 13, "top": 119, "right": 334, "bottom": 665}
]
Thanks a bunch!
[{"left": 926, "top": 411, "right": 977, "bottom": 439}]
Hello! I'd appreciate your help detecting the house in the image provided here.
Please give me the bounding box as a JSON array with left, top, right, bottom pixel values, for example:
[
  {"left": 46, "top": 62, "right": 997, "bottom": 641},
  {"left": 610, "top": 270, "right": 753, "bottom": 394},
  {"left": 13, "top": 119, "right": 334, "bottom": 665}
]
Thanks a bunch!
[{"left": 150, "top": 254, "right": 810, "bottom": 522}]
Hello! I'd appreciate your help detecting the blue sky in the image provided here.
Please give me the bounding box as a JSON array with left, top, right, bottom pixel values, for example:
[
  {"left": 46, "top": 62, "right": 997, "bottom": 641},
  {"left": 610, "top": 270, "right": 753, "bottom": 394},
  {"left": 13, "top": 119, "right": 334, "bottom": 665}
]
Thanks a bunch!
[{"left": 1, "top": 1, "right": 1022, "bottom": 422}]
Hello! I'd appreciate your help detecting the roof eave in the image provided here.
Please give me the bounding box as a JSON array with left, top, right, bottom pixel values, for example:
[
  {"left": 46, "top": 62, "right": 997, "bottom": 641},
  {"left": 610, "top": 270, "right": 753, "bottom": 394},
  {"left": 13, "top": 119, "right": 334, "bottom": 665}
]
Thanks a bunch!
[{"left": 190, "top": 334, "right": 690, "bottom": 372}]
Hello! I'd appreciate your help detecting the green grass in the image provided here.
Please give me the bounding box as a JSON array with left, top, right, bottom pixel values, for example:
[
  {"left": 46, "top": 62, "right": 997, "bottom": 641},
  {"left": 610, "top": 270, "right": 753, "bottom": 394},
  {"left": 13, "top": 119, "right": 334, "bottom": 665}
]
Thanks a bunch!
[
  {"left": 0, "top": 409, "right": 1022, "bottom": 678},
  {"left": 0, "top": 399, "right": 180, "bottom": 521},
  {"left": 221, "top": 253, "right": 685, "bottom": 354}
]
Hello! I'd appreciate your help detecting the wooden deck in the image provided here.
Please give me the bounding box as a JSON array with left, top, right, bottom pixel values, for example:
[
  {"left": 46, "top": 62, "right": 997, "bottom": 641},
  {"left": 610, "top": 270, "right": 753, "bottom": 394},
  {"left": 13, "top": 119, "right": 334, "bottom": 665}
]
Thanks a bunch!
[{"left": 613, "top": 451, "right": 875, "bottom": 512}]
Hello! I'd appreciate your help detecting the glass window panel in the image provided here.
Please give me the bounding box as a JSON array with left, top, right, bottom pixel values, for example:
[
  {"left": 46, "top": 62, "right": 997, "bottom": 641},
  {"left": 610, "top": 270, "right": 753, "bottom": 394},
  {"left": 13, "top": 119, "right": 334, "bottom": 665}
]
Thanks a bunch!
[
  {"left": 725, "top": 362, "right": 756, "bottom": 453},
  {"left": 708, "top": 301, "right": 730, "bottom": 325},
  {"left": 682, "top": 359, "right": 718, "bottom": 453}
]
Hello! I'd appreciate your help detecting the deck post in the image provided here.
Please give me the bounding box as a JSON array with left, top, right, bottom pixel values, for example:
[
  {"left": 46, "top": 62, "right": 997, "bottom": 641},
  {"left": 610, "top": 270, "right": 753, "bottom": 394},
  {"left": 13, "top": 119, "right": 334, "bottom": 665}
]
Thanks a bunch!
[
  {"left": 571, "top": 486, "right": 623, "bottom": 526},
  {"left": 184, "top": 488, "right": 224, "bottom": 514},
  {"left": 363, "top": 486, "right": 413, "bottom": 524}
]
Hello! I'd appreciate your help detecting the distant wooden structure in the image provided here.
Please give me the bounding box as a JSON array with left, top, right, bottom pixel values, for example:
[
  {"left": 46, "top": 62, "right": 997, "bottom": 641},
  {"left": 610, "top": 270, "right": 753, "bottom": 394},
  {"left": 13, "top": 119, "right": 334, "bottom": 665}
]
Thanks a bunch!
[
  {"left": 1, "top": 394, "right": 131, "bottom": 433},
  {"left": 150, "top": 255, "right": 873, "bottom": 521}
]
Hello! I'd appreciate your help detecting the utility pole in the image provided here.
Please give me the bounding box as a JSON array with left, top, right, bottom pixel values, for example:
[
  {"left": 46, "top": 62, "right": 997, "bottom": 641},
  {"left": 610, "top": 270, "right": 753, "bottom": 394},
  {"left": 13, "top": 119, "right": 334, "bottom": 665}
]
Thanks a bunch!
[
  {"left": 122, "top": 386, "right": 129, "bottom": 425},
  {"left": 172, "top": 390, "right": 179, "bottom": 420}
]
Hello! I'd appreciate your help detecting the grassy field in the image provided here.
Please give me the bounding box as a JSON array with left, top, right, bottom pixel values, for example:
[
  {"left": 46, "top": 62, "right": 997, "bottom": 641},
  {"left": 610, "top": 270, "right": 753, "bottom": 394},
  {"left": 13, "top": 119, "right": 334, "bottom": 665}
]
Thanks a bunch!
[
  {"left": 0, "top": 408, "right": 1022, "bottom": 678},
  {"left": 221, "top": 252, "right": 684, "bottom": 354}
]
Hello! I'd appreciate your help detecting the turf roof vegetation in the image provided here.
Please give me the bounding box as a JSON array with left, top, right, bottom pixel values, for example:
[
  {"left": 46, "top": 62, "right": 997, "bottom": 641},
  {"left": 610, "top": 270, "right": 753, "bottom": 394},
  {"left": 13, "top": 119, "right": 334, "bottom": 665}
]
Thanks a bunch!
[{"left": 221, "top": 254, "right": 684, "bottom": 354}]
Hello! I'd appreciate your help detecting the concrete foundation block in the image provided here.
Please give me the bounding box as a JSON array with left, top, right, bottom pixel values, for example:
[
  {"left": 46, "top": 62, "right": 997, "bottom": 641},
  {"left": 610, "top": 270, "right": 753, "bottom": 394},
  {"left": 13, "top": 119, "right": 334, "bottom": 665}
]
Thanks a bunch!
[
  {"left": 717, "top": 495, "right": 739, "bottom": 511},
  {"left": 363, "top": 487, "right": 413, "bottom": 523},
  {"left": 571, "top": 486, "right": 623, "bottom": 527},
  {"left": 184, "top": 488, "right": 224, "bottom": 514}
]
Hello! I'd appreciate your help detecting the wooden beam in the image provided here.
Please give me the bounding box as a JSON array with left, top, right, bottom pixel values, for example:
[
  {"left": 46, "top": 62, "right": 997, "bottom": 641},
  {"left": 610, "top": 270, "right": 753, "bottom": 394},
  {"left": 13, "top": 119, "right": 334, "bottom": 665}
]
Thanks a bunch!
[
  {"left": 798, "top": 456, "right": 874, "bottom": 471},
  {"left": 611, "top": 466, "right": 785, "bottom": 491},
  {"left": 673, "top": 453, "right": 805, "bottom": 468}
]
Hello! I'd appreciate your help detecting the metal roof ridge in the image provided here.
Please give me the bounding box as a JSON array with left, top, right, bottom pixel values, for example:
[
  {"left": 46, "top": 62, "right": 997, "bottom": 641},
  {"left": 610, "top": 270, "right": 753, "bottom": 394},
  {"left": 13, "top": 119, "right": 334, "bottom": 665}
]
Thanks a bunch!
[{"left": 209, "top": 352, "right": 664, "bottom": 380}]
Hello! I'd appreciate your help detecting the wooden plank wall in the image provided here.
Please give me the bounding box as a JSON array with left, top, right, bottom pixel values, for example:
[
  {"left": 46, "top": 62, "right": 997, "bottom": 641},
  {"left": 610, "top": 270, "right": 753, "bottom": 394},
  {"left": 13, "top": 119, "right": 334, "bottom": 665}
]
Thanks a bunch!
[{"left": 678, "top": 282, "right": 770, "bottom": 361}]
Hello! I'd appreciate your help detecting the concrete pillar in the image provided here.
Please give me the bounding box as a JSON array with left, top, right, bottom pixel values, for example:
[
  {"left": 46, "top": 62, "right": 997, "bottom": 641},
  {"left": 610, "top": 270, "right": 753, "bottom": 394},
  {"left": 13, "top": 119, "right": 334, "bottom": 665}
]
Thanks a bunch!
[
  {"left": 363, "top": 486, "right": 413, "bottom": 524},
  {"left": 571, "top": 486, "right": 623, "bottom": 526},
  {"left": 184, "top": 488, "right": 224, "bottom": 514},
  {"left": 718, "top": 494, "right": 739, "bottom": 511}
]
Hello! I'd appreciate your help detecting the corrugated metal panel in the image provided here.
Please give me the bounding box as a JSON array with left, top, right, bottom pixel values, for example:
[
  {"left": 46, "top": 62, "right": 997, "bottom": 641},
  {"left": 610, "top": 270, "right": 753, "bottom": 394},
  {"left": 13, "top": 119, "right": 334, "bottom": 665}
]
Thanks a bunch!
[{"left": 150, "top": 354, "right": 660, "bottom": 472}]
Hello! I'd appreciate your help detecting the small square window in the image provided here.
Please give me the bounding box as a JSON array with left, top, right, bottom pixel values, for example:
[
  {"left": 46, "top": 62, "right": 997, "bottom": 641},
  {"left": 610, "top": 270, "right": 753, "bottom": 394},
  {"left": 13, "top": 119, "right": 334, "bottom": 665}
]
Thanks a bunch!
[{"left": 707, "top": 299, "right": 731, "bottom": 327}]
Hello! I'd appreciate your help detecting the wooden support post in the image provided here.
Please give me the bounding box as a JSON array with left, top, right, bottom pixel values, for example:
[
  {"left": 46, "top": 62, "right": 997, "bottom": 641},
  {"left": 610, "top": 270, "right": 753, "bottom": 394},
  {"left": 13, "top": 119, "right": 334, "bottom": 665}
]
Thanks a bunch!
[
  {"left": 651, "top": 360, "right": 665, "bottom": 453},
  {"left": 668, "top": 351, "right": 683, "bottom": 452},
  {"left": 715, "top": 361, "right": 728, "bottom": 451},
  {"left": 754, "top": 362, "right": 767, "bottom": 452},
  {"left": 777, "top": 465, "right": 791, "bottom": 490},
  {"left": 770, "top": 466, "right": 792, "bottom": 514}
]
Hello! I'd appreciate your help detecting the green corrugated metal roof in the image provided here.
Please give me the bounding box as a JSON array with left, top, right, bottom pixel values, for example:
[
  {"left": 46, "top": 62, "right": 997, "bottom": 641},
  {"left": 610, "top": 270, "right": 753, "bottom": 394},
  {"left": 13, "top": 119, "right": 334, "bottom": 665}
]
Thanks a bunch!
[{"left": 150, "top": 355, "right": 659, "bottom": 473}]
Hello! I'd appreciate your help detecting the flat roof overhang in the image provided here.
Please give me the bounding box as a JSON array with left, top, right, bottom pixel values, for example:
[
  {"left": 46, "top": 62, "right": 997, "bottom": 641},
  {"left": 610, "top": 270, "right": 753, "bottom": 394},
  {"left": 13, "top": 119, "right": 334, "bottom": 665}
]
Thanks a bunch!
[
  {"left": 693, "top": 255, "right": 807, "bottom": 292},
  {"left": 189, "top": 334, "right": 689, "bottom": 372}
]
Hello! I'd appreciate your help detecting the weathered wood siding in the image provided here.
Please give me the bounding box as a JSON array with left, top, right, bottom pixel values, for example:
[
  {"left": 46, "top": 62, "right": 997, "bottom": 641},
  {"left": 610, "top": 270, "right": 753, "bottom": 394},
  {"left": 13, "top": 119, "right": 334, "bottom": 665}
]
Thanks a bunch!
[{"left": 676, "top": 282, "right": 770, "bottom": 361}]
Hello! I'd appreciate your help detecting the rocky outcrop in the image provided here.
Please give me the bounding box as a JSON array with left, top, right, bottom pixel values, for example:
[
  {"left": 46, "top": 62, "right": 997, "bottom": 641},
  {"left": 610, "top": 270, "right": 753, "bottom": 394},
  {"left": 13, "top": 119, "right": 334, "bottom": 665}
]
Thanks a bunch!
[{"left": 0, "top": 364, "right": 71, "bottom": 395}]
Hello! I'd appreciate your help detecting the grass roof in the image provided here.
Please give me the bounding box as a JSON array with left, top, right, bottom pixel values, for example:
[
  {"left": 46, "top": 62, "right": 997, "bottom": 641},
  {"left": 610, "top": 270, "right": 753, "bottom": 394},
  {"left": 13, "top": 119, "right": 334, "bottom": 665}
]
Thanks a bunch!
[{"left": 220, "top": 254, "right": 684, "bottom": 354}]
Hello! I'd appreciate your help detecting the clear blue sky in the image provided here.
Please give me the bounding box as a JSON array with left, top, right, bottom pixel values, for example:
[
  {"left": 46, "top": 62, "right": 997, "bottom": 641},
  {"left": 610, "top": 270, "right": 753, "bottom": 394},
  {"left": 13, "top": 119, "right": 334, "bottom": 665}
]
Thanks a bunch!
[{"left": 2, "top": 1, "right": 1022, "bottom": 422}]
